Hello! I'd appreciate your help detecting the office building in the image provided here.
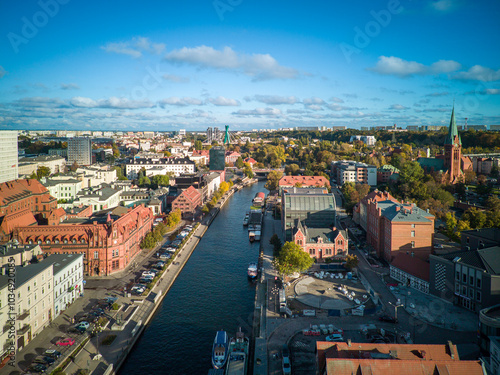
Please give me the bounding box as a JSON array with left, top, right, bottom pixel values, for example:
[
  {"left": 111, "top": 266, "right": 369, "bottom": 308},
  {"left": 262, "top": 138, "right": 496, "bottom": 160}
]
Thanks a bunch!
[
  {"left": 0, "top": 131, "right": 18, "bottom": 183},
  {"left": 68, "top": 137, "right": 92, "bottom": 166}
]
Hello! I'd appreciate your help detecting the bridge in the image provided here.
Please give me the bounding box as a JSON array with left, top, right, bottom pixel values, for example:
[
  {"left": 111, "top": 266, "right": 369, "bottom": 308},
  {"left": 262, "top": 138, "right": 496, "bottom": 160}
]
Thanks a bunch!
[{"left": 253, "top": 169, "right": 284, "bottom": 178}]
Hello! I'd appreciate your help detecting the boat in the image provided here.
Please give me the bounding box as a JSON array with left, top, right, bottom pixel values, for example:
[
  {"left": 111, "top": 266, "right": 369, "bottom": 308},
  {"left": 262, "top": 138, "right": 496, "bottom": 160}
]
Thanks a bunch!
[
  {"left": 248, "top": 232, "right": 255, "bottom": 242},
  {"left": 254, "top": 230, "right": 261, "bottom": 241},
  {"left": 243, "top": 213, "right": 249, "bottom": 226},
  {"left": 226, "top": 328, "right": 249, "bottom": 375},
  {"left": 247, "top": 262, "right": 258, "bottom": 279},
  {"left": 212, "top": 330, "right": 230, "bottom": 370}
]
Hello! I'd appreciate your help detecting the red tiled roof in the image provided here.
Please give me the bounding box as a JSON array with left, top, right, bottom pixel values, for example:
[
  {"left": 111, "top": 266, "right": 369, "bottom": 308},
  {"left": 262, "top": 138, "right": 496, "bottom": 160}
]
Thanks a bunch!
[
  {"left": 244, "top": 158, "right": 257, "bottom": 164},
  {"left": 390, "top": 252, "right": 430, "bottom": 281},
  {"left": 278, "top": 176, "right": 330, "bottom": 187},
  {"left": 0, "top": 210, "right": 37, "bottom": 234},
  {"left": 180, "top": 186, "right": 201, "bottom": 204},
  {"left": 0, "top": 179, "right": 53, "bottom": 207}
]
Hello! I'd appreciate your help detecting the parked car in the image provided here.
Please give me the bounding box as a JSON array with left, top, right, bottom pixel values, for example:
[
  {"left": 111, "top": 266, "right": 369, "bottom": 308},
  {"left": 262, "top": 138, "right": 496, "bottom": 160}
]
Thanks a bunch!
[
  {"left": 33, "top": 356, "right": 55, "bottom": 365},
  {"left": 131, "top": 284, "right": 146, "bottom": 294},
  {"left": 154, "top": 262, "right": 165, "bottom": 269},
  {"left": 159, "top": 253, "right": 171, "bottom": 261},
  {"left": 44, "top": 349, "right": 61, "bottom": 359},
  {"left": 164, "top": 247, "right": 176, "bottom": 253},
  {"left": 56, "top": 337, "right": 75, "bottom": 346},
  {"left": 138, "top": 277, "right": 153, "bottom": 284},
  {"left": 434, "top": 243, "right": 444, "bottom": 249},
  {"left": 142, "top": 271, "right": 156, "bottom": 278},
  {"left": 325, "top": 334, "right": 344, "bottom": 342},
  {"left": 27, "top": 363, "right": 47, "bottom": 373},
  {"left": 171, "top": 240, "right": 182, "bottom": 247},
  {"left": 282, "top": 345, "right": 291, "bottom": 375},
  {"left": 378, "top": 315, "right": 397, "bottom": 323},
  {"left": 74, "top": 321, "right": 90, "bottom": 332}
]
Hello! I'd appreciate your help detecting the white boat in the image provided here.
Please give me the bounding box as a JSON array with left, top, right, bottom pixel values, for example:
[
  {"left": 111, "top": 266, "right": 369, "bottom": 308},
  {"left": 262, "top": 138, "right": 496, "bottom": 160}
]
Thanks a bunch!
[
  {"left": 243, "top": 212, "right": 249, "bottom": 226},
  {"left": 247, "top": 262, "right": 258, "bottom": 279},
  {"left": 212, "top": 330, "right": 229, "bottom": 369},
  {"left": 254, "top": 230, "right": 261, "bottom": 241},
  {"left": 226, "top": 328, "right": 249, "bottom": 375}
]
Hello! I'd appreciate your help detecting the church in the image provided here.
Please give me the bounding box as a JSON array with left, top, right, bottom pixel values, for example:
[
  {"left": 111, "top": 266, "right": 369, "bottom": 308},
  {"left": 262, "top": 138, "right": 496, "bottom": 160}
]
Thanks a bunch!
[{"left": 418, "top": 106, "right": 472, "bottom": 184}]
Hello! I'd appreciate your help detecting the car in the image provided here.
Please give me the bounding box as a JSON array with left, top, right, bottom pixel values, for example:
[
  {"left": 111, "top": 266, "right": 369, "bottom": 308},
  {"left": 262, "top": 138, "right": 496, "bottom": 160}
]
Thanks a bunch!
[
  {"left": 33, "top": 356, "right": 55, "bottom": 365},
  {"left": 159, "top": 253, "right": 171, "bottom": 260},
  {"left": 148, "top": 269, "right": 159, "bottom": 275},
  {"left": 27, "top": 363, "right": 47, "bottom": 373},
  {"left": 44, "top": 349, "right": 61, "bottom": 359},
  {"left": 142, "top": 271, "right": 156, "bottom": 278},
  {"left": 56, "top": 337, "right": 76, "bottom": 346},
  {"left": 138, "top": 277, "right": 153, "bottom": 284},
  {"left": 171, "top": 240, "right": 182, "bottom": 247},
  {"left": 154, "top": 262, "right": 165, "bottom": 270},
  {"left": 282, "top": 345, "right": 291, "bottom": 374},
  {"left": 379, "top": 315, "right": 397, "bottom": 323},
  {"left": 75, "top": 321, "right": 90, "bottom": 331},
  {"left": 325, "top": 334, "right": 344, "bottom": 342},
  {"left": 434, "top": 243, "right": 444, "bottom": 249},
  {"left": 164, "top": 247, "right": 176, "bottom": 253}
]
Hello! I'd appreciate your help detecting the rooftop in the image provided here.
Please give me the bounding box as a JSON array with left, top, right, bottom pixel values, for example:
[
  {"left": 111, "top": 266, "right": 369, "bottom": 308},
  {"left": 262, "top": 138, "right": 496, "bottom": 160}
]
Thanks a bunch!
[
  {"left": 439, "top": 246, "right": 500, "bottom": 274},
  {"left": 391, "top": 252, "right": 430, "bottom": 281}
]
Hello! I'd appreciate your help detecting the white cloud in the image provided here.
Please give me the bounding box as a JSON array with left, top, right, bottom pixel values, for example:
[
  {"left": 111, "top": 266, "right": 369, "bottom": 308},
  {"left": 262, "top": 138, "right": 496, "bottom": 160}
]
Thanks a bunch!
[
  {"left": 206, "top": 96, "right": 240, "bottom": 106},
  {"left": 158, "top": 97, "right": 203, "bottom": 107},
  {"left": 14, "top": 97, "right": 67, "bottom": 108},
  {"left": 101, "top": 37, "right": 165, "bottom": 58},
  {"left": 326, "top": 103, "right": 362, "bottom": 111},
  {"left": 425, "top": 92, "right": 449, "bottom": 97},
  {"left": 330, "top": 97, "right": 344, "bottom": 103},
  {"left": 389, "top": 104, "right": 408, "bottom": 110},
  {"left": 233, "top": 107, "right": 282, "bottom": 116},
  {"left": 486, "top": 89, "right": 500, "bottom": 95},
  {"left": 251, "top": 95, "right": 299, "bottom": 105},
  {"left": 453, "top": 65, "right": 500, "bottom": 82},
  {"left": 368, "top": 56, "right": 461, "bottom": 77},
  {"left": 60, "top": 83, "right": 80, "bottom": 90},
  {"left": 429, "top": 0, "right": 462, "bottom": 12},
  {"left": 0, "top": 66, "right": 6, "bottom": 79},
  {"left": 162, "top": 74, "right": 190, "bottom": 83},
  {"left": 71, "top": 96, "right": 154, "bottom": 109},
  {"left": 303, "top": 97, "right": 325, "bottom": 105},
  {"left": 164, "top": 45, "right": 299, "bottom": 81},
  {"left": 305, "top": 104, "right": 323, "bottom": 111}
]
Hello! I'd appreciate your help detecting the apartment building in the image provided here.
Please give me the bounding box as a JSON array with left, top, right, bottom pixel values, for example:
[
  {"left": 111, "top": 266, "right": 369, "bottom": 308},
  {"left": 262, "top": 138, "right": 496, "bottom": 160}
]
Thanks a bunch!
[
  {"left": 125, "top": 157, "right": 195, "bottom": 179},
  {"left": 68, "top": 137, "right": 92, "bottom": 166},
  {"left": 51, "top": 254, "right": 84, "bottom": 318},
  {"left": 0, "top": 131, "right": 18, "bottom": 184},
  {"left": 331, "top": 160, "right": 377, "bottom": 186}
]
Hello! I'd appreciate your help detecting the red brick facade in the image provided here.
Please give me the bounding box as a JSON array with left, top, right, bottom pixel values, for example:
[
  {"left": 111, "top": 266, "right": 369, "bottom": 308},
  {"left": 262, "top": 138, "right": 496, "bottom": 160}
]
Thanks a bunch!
[
  {"left": 279, "top": 176, "right": 330, "bottom": 190},
  {"left": 292, "top": 225, "right": 347, "bottom": 261},
  {"left": 13, "top": 205, "right": 154, "bottom": 276},
  {"left": 0, "top": 179, "right": 57, "bottom": 242},
  {"left": 171, "top": 186, "right": 202, "bottom": 217}
]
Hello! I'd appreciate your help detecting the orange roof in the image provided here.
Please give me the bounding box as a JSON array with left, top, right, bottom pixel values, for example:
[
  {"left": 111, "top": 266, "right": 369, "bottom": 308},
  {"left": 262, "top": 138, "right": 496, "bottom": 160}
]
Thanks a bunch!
[
  {"left": 325, "top": 359, "right": 483, "bottom": 375},
  {"left": 244, "top": 158, "right": 257, "bottom": 164},
  {"left": 279, "top": 176, "right": 330, "bottom": 187},
  {"left": 0, "top": 179, "right": 53, "bottom": 207},
  {"left": 0, "top": 210, "right": 37, "bottom": 234},
  {"left": 179, "top": 186, "right": 201, "bottom": 204},
  {"left": 361, "top": 190, "right": 397, "bottom": 206}
]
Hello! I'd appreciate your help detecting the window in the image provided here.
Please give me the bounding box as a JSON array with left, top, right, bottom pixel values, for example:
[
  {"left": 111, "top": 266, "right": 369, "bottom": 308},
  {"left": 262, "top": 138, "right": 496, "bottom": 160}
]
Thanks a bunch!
[
  {"left": 411, "top": 231, "right": 415, "bottom": 237},
  {"left": 470, "top": 275, "right": 474, "bottom": 286},
  {"left": 411, "top": 241, "right": 415, "bottom": 248},
  {"left": 462, "top": 286, "right": 467, "bottom": 295},
  {"left": 456, "top": 271, "right": 460, "bottom": 281},
  {"left": 411, "top": 224, "right": 415, "bottom": 228},
  {"left": 463, "top": 273, "right": 467, "bottom": 283},
  {"left": 309, "top": 249, "right": 315, "bottom": 255},
  {"left": 477, "top": 277, "right": 481, "bottom": 288},
  {"left": 94, "top": 251, "right": 99, "bottom": 259},
  {"left": 477, "top": 291, "right": 482, "bottom": 302}
]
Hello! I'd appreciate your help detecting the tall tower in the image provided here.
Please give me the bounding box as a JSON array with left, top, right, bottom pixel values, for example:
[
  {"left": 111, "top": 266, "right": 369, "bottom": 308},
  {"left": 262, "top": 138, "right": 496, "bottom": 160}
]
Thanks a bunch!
[
  {"left": 223, "top": 125, "right": 231, "bottom": 145},
  {"left": 443, "top": 106, "right": 462, "bottom": 183}
]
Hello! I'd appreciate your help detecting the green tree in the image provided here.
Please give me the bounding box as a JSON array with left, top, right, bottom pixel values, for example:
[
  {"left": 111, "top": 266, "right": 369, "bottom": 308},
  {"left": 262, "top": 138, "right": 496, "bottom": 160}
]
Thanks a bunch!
[
  {"left": 138, "top": 176, "right": 151, "bottom": 187},
  {"left": 243, "top": 163, "right": 254, "bottom": 179},
  {"left": 344, "top": 254, "right": 359, "bottom": 271},
  {"left": 462, "top": 207, "right": 487, "bottom": 229},
  {"left": 111, "top": 143, "right": 120, "bottom": 158},
  {"left": 235, "top": 157, "right": 244, "bottom": 169},
  {"left": 399, "top": 161, "right": 424, "bottom": 185},
  {"left": 455, "top": 220, "right": 471, "bottom": 239},
  {"left": 444, "top": 212, "right": 458, "bottom": 239},
  {"left": 273, "top": 241, "right": 314, "bottom": 277},
  {"left": 265, "top": 170, "right": 283, "bottom": 192},
  {"left": 36, "top": 166, "right": 51, "bottom": 179},
  {"left": 140, "top": 233, "right": 156, "bottom": 249},
  {"left": 194, "top": 140, "right": 203, "bottom": 150},
  {"left": 202, "top": 205, "right": 210, "bottom": 214},
  {"left": 151, "top": 174, "right": 170, "bottom": 187},
  {"left": 284, "top": 163, "right": 300, "bottom": 176},
  {"left": 355, "top": 184, "right": 370, "bottom": 201}
]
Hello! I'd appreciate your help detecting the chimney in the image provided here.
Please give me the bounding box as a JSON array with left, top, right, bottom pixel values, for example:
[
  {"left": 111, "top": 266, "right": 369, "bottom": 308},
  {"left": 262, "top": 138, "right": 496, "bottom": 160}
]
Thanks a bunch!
[
  {"left": 421, "top": 350, "right": 426, "bottom": 360},
  {"left": 396, "top": 206, "right": 401, "bottom": 212},
  {"left": 347, "top": 339, "right": 352, "bottom": 347}
]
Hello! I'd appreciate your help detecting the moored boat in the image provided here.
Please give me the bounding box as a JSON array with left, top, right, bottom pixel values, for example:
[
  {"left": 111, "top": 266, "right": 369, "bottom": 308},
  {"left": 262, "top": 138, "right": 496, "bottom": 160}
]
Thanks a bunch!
[
  {"left": 212, "top": 330, "right": 230, "bottom": 369},
  {"left": 226, "top": 328, "right": 249, "bottom": 375},
  {"left": 248, "top": 232, "right": 255, "bottom": 242},
  {"left": 247, "top": 262, "right": 258, "bottom": 279},
  {"left": 243, "top": 213, "right": 249, "bottom": 226}
]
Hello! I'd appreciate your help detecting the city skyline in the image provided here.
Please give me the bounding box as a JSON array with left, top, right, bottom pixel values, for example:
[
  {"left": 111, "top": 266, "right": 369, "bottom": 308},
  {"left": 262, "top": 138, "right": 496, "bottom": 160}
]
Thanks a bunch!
[{"left": 1, "top": 0, "right": 499, "bottom": 131}]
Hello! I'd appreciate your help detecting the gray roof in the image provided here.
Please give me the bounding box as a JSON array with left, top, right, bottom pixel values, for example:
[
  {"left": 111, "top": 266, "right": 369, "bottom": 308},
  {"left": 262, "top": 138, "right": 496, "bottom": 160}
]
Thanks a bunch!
[
  {"left": 295, "top": 221, "right": 346, "bottom": 244},
  {"left": 0, "top": 275, "right": 8, "bottom": 290},
  {"left": 418, "top": 157, "right": 445, "bottom": 171},
  {"left": 380, "top": 201, "right": 434, "bottom": 223},
  {"left": 76, "top": 187, "right": 120, "bottom": 201},
  {"left": 0, "top": 244, "right": 39, "bottom": 257},
  {"left": 19, "top": 155, "right": 65, "bottom": 162},
  {"left": 462, "top": 228, "right": 500, "bottom": 244},
  {"left": 47, "top": 253, "right": 84, "bottom": 276},
  {"left": 15, "top": 260, "right": 54, "bottom": 287},
  {"left": 284, "top": 192, "right": 335, "bottom": 212},
  {"left": 42, "top": 178, "right": 81, "bottom": 187},
  {"left": 439, "top": 246, "right": 500, "bottom": 274}
]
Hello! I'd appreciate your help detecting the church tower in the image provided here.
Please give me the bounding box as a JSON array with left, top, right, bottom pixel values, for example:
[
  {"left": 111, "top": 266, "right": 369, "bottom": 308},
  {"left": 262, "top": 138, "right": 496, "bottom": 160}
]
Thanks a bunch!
[{"left": 443, "top": 106, "right": 462, "bottom": 183}]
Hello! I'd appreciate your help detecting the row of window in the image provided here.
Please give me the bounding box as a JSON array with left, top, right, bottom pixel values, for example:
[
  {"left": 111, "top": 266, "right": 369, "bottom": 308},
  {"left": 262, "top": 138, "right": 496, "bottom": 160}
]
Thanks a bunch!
[{"left": 455, "top": 283, "right": 482, "bottom": 302}]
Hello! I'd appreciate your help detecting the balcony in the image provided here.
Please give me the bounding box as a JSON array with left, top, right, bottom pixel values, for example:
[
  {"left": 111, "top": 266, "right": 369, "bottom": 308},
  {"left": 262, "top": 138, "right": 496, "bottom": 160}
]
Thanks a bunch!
[
  {"left": 17, "top": 310, "right": 30, "bottom": 321},
  {"left": 18, "top": 324, "right": 30, "bottom": 335}
]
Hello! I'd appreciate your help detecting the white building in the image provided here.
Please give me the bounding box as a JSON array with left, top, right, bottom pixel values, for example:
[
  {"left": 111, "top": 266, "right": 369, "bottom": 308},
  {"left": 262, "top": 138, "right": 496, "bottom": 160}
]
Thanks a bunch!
[
  {"left": 349, "top": 135, "right": 377, "bottom": 146},
  {"left": 0, "top": 278, "right": 10, "bottom": 360},
  {"left": 73, "top": 187, "right": 121, "bottom": 212},
  {"left": 42, "top": 177, "right": 83, "bottom": 202},
  {"left": 50, "top": 254, "right": 84, "bottom": 318},
  {"left": 0, "top": 131, "right": 18, "bottom": 183},
  {"left": 68, "top": 137, "right": 92, "bottom": 166},
  {"left": 76, "top": 165, "right": 117, "bottom": 188},
  {"left": 125, "top": 158, "right": 195, "bottom": 179},
  {"left": 18, "top": 155, "right": 66, "bottom": 176},
  {"left": 205, "top": 172, "right": 221, "bottom": 198},
  {"left": 332, "top": 160, "right": 377, "bottom": 186}
]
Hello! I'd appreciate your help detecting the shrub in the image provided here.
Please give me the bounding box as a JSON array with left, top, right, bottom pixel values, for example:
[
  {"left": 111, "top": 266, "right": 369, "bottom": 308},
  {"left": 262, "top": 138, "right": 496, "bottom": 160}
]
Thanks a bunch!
[{"left": 111, "top": 303, "right": 120, "bottom": 310}]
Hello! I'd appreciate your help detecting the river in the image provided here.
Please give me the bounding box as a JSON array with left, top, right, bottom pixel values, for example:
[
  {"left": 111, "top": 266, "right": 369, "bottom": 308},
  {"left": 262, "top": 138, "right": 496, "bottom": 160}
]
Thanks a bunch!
[{"left": 119, "top": 180, "right": 265, "bottom": 374}]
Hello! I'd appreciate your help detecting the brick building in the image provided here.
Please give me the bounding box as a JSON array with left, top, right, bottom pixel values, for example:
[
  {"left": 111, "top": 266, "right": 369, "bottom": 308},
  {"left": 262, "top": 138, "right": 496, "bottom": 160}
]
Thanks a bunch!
[
  {"left": 13, "top": 205, "right": 154, "bottom": 276},
  {"left": 0, "top": 179, "right": 58, "bottom": 243},
  {"left": 278, "top": 176, "right": 330, "bottom": 195},
  {"left": 292, "top": 222, "right": 347, "bottom": 260},
  {"left": 366, "top": 196, "right": 434, "bottom": 262},
  {"left": 171, "top": 186, "right": 202, "bottom": 218}
]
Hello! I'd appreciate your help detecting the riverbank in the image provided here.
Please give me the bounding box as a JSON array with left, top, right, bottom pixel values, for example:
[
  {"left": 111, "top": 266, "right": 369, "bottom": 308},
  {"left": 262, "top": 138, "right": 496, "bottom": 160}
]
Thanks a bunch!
[{"left": 63, "top": 179, "right": 256, "bottom": 375}]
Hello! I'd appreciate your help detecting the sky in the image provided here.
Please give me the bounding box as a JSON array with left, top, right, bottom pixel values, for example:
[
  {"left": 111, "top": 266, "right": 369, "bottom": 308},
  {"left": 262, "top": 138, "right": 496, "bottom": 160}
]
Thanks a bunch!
[{"left": 0, "top": 0, "right": 499, "bottom": 131}]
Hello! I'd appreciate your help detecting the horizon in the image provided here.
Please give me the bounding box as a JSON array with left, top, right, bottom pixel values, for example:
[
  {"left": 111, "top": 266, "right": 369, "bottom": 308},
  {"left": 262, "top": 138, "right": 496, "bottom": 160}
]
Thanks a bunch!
[{"left": 1, "top": 1, "right": 499, "bottom": 131}]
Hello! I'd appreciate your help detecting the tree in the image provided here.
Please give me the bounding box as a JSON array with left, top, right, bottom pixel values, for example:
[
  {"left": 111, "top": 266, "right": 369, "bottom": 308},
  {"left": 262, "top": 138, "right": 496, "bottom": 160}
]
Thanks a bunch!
[
  {"left": 138, "top": 176, "right": 151, "bottom": 187},
  {"left": 270, "top": 234, "right": 282, "bottom": 257},
  {"left": 140, "top": 233, "right": 156, "bottom": 249},
  {"left": 464, "top": 169, "right": 476, "bottom": 184},
  {"left": 235, "top": 157, "right": 244, "bottom": 169},
  {"left": 151, "top": 174, "right": 169, "bottom": 187},
  {"left": 444, "top": 212, "right": 457, "bottom": 239},
  {"left": 344, "top": 255, "right": 359, "bottom": 271},
  {"left": 202, "top": 205, "right": 210, "bottom": 214},
  {"left": 273, "top": 241, "right": 314, "bottom": 277},
  {"left": 194, "top": 140, "right": 203, "bottom": 150},
  {"left": 265, "top": 170, "right": 283, "bottom": 192},
  {"left": 219, "top": 181, "right": 230, "bottom": 194},
  {"left": 355, "top": 184, "right": 370, "bottom": 201},
  {"left": 36, "top": 166, "right": 51, "bottom": 179},
  {"left": 111, "top": 143, "right": 120, "bottom": 158},
  {"left": 399, "top": 161, "right": 424, "bottom": 185},
  {"left": 284, "top": 163, "right": 300, "bottom": 176},
  {"left": 243, "top": 163, "right": 254, "bottom": 179},
  {"left": 462, "top": 207, "right": 487, "bottom": 229}
]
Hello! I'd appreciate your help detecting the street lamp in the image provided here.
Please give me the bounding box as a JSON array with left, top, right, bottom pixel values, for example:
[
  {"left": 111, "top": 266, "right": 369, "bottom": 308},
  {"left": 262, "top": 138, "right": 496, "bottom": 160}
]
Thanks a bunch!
[{"left": 389, "top": 301, "right": 403, "bottom": 322}]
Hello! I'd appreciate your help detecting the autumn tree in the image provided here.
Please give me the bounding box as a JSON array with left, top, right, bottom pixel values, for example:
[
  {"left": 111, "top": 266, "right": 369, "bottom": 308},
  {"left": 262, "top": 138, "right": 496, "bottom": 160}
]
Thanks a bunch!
[
  {"left": 265, "top": 170, "right": 283, "bottom": 192},
  {"left": 344, "top": 255, "right": 359, "bottom": 271},
  {"left": 273, "top": 241, "right": 314, "bottom": 277}
]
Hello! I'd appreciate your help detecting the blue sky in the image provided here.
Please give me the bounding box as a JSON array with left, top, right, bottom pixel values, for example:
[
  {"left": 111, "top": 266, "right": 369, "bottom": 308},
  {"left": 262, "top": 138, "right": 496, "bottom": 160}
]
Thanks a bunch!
[{"left": 0, "top": 0, "right": 499, "bottom": 131}]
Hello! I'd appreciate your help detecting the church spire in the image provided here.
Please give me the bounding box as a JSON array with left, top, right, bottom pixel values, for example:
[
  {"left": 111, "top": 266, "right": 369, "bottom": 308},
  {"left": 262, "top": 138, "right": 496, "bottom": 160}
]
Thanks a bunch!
[{"left": 444, "top": 105, "right": 461, "bottom": 146}]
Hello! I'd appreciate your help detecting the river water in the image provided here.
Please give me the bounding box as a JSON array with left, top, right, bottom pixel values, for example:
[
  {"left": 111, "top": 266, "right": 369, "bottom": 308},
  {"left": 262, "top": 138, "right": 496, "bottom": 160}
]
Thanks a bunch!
[{"left": 119, "top": 180, "right": 264, "bottom": 375}]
